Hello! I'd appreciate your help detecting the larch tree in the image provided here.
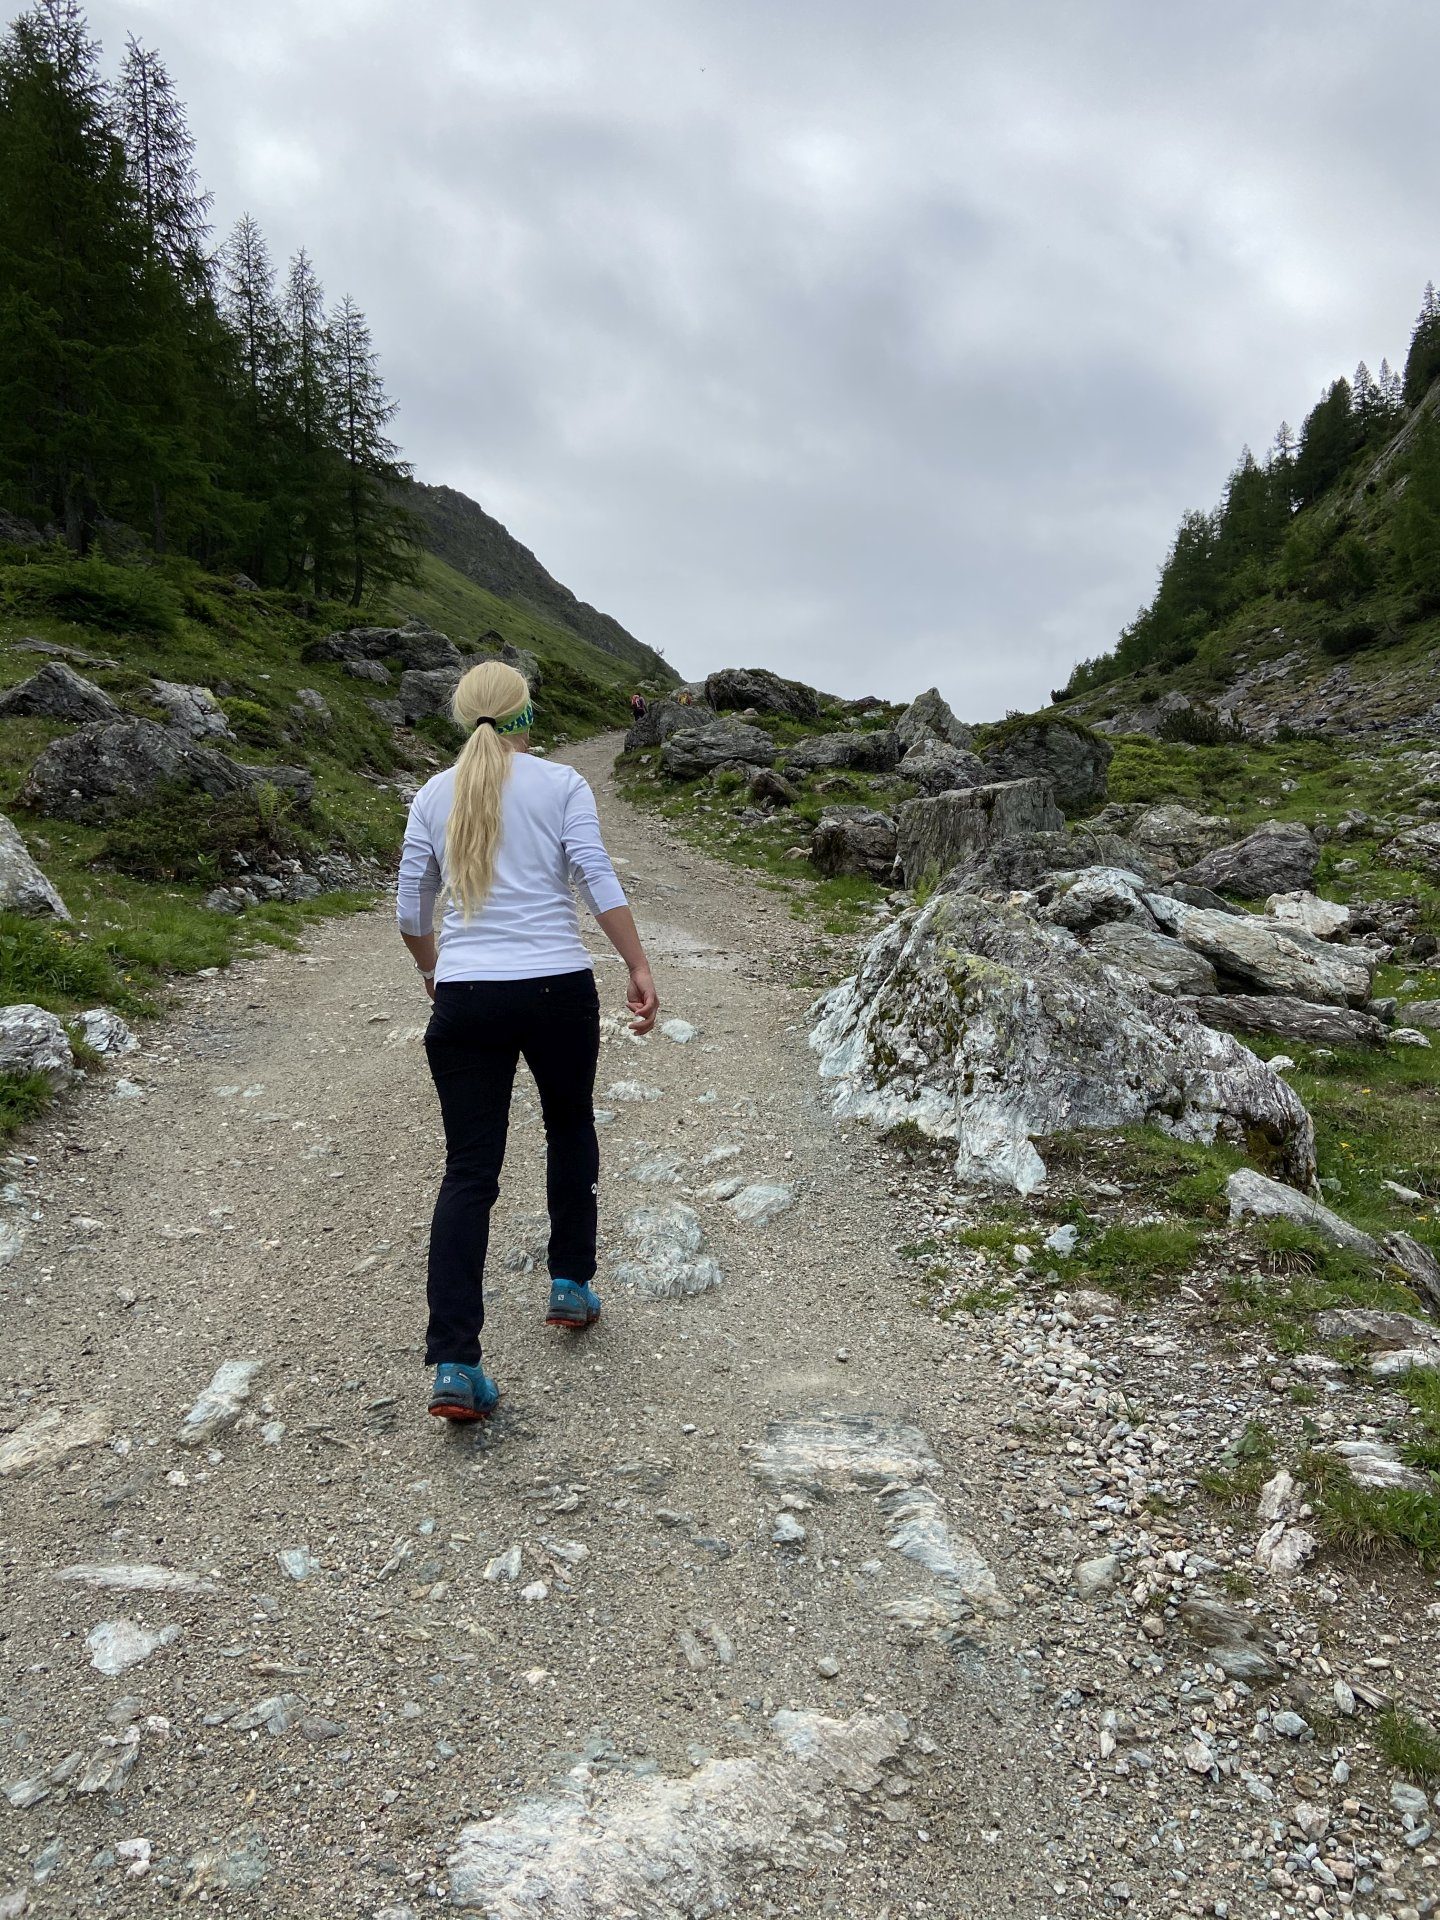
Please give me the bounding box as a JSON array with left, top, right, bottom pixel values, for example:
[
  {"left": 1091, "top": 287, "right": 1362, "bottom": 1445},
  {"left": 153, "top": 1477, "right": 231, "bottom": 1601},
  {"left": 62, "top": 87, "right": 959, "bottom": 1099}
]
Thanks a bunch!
[{"left": 327, "top": 293, "right": 416, "bottom": 604}]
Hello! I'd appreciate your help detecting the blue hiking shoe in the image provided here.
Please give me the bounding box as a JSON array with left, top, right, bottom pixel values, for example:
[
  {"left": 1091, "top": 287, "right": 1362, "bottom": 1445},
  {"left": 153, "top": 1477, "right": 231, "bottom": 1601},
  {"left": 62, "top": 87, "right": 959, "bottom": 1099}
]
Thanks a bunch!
[
  {"left": 428, "top": 1361, "right": 500, "bottom": 1423},
  {"left": 546, "top": 1276, "right": 602, "bottom": 1331}
]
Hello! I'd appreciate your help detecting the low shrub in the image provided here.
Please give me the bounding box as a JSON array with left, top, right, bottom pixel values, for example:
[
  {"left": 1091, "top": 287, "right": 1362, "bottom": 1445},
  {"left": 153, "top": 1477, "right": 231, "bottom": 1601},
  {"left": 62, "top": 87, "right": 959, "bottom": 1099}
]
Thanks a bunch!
[
  {"left": 100, "top": 781, "right": 308, "bottom": 885},
  {"left": 0, "top": 554, "right": 182, "bottom": 635},
  {"left": 0, "top": 913, "right": 122, "bottom": 1006}
]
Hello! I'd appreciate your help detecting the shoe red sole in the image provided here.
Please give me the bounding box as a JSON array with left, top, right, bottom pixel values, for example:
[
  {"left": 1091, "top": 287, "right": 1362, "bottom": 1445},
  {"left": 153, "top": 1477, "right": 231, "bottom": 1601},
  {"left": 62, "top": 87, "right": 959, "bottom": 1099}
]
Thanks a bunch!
[
  {"left": 545, "top": 1307, "right": 601, "bottom": 1331},
  {"left": 428, "top": 1393, "right": 500, "bottom": 1423}
]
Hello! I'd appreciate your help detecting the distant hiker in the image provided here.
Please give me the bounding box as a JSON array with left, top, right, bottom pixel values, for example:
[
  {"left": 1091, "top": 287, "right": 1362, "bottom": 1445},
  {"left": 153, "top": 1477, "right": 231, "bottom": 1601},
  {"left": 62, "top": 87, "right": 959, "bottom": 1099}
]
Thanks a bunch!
[
  {"left": 396, "top": 660, "right": 659, "bottom": 1424},
  {"left": 630, "top": 691, "right": 647, "bottom": 721},
  {"left": 676, "top": 688, "right": 693, "bottom": 706}
]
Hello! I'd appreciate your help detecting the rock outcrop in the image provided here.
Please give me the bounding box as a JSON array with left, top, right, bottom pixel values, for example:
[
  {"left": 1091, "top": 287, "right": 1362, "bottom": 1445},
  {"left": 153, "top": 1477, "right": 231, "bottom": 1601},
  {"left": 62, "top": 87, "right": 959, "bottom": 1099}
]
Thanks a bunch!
[
  {"left": 1180, "top": 821, "right": 1319, "bottom": 899},
  {"left": 304, "top": 623, "right": 463, "bottom": 675},
  {"left": 895, "top": 779, "right": 1063, "bottom": 887},
  {"left": 978, "top": 719, "right": 1112, "bottom": 814},
  {"left": 704, "top": 667, "right": 820, "bottom": 721},
  {"left": 810, "top": 808, "right": 897, "bottom": 881},
  {"left": 20, "top": 719, "right": 314, "bottom": 822},
  {"left": 661, "top": 721, "right": 777, "bottom": 779},
  {"left": 0, "top": 662, "right": 120, "bottom": 725},
  {"left": 0, "top": 812, "right": 69, "bottom": 919},
  {"left": 894, "top": 688, "right": 973, "bottom": 752},
  {"left": 1147, "top": 896, "right": 1374, "bottom": 1008},
  {"left": 810, "top": 891, "right": 1315, "bottom": 1194}
]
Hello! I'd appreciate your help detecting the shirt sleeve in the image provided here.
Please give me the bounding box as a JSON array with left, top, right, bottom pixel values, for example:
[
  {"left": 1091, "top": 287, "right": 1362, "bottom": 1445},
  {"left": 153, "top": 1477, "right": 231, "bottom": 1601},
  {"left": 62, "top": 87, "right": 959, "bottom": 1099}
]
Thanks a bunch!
[
  {"left": 396, "top": 791, "right": 442, "bottom": 936},
  {"left": 562, "top": 772, "right": 627, "bottom": 917}
]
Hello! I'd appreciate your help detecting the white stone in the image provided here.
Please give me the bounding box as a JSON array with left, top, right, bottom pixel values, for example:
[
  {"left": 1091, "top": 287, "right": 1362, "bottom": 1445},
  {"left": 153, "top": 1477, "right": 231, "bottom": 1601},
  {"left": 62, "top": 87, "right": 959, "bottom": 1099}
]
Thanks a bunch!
[
  {"left": 1044, "top": 1223, "right": 1079, "bottom": 1257},
  {"left": 0, "top": 811, "right": 69, "bottom": 918},
  {"left": 726, "top": 1182, "right": 794, "bottom": 1227},
  {"left": 0, "top": 1002, "right": 76, "bottom": 1086},
  {"left": 483, "top": 1546, "right": 522, "bottom": 1583},
  {"left": 614, "top": 1203, "right": 722, "bottom": 1297},
  {"left": 1389, "top": 1027, "right": 1431, "bottom": 1048},
  {"left": 57, "top": 1562, "right": 217, "bottom": 1595},
  {"left": 1370, "top": 1346, "right": 1439, "bottom": 1378},
  {"left": 660, "top": 1018, "right": 698, "bottom": 1044},
  {"left": 1265, "top": 891, "right": 1352, "bottom": 941},
  {"left": 0, "top": 1404, "right": 110, "bottom": 1478},
  {"left": 176, "top": 1358, "right": 263, "bottom": 1446},
  {"left": 75, "top": 1008, "right": 140, "bottom": 1056},
  {"left": 86, "top": 1619, "right": 181, "bottom": 1676}
]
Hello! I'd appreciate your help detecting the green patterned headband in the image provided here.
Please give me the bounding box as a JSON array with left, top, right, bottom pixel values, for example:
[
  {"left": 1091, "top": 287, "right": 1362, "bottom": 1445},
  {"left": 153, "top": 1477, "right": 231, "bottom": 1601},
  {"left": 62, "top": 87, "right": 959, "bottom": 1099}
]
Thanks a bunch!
[{"left": 477, "top": 701, "right": 534, "bottom": 736}]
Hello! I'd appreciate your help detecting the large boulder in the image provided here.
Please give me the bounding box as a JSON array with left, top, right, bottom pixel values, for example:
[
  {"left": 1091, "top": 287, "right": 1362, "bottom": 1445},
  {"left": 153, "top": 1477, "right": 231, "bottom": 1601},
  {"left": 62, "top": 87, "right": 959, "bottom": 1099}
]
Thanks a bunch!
[
  {"left": 748, "top": 767, "right": 799, "bottom": 809},
  {"left": 19, "top": 719, "right": 313, "bottom": 822},
  {"left": 1042, "top": 867, "right": 1155, "bottom": 934},
  {"left": 1147, "top": 896, "right": 1375, "bottom": 1008},
  {"left": 148, "top": 679, "right": 233, "bottom": 740},
  {"left": 895, "top": 779, "right": 1063, "bottom": 888},
  {"left": 0, "top": 813, "right": 69, "bottom": 919},
  {"left": 978, "top": 718, "right": 1112, "bottom": 814},
  {"left": 0, "top": 662, "right": 120, "bottom": 725},
  {"left": 1180, "top": 821, "right": 1318, "bottom": 898},
  {"left": 1265, "top": 891, "right": 1351, "bottom": 941},
  {"left": 894, "top": 687, "right": 973, "bottom": 752},
  {"left": 1383, "top": 822, "right": 1440, "bottom": 879},
  {"left": 704, "top": 667, "right": 821, "bottom": 721},
  {"left": 1087, "top": 923, "right": 1218, "bottom": 996},
  {"left": 499, "top": 641, "right": 541, "bottom": 689},
  {"left": 0, "top": 1003, "right": 77, "bottom": 1087},
  {"left": 810, "top": 808, "right": 897, "bottom": 881},
  {"left": 783, "top": 730, "right": 900, "bottom": 775},
  {"left": 303, "top": 625, "right": 463, "bottom": 674},
  {"left": 625, "top": 698, "right": 716, "bottom": 752},
  {"left": 1129, "top": 803, "right": 1232, "bottom": 874},
  {"left": 899, "top": 738, "right": 986, "bottom": 796},
  {"left": 397, "top": 666, "right": 462, "bottom": 725},
  {"left": 1398, "top": 999, "right": 1440, "bottom": 1031},
  {"left": 661, "top": 721, "right": 777, "bottom": 780},
  {"left": 943, "top": 830, "right": 1164, "bottom": 898},
  {"left": 809, "top": 891, "right": 1315, "bottom": 1195}
]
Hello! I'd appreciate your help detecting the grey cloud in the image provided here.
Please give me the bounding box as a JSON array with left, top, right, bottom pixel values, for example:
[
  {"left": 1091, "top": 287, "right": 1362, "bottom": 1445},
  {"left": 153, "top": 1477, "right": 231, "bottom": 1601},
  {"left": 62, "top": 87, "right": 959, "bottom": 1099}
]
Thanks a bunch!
[{"left": 92, "top": 0, "right": 1440, "bottom": 712}]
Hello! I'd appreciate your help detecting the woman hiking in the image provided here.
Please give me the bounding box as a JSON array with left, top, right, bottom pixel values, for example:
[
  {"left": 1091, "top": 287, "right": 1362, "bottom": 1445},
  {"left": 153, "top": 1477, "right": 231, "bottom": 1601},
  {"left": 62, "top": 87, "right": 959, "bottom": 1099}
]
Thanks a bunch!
[{"left": 396, "top": 660, "right": 658, "bottom": 1423}]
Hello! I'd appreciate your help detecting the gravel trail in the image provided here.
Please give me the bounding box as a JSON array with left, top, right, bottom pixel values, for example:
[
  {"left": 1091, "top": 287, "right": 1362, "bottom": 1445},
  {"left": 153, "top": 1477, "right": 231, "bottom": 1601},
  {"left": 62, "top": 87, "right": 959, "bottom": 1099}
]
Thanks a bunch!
[{"left": 13, "top": 735, "right": 1408, "bottom": 1919}]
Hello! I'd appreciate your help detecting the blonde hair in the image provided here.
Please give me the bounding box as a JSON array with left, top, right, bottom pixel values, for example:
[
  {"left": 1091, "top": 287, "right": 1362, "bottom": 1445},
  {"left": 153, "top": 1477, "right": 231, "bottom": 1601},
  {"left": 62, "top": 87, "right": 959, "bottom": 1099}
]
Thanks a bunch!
[{"left": 445, "top": 660, "right": 532, "bottom": 918}]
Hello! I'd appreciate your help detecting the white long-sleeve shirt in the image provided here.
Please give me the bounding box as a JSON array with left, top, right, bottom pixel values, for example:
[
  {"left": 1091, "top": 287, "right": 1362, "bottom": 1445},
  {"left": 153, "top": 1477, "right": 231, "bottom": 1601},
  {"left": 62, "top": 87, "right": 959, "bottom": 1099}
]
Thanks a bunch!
[{"left": 395, "top": 753, "right": 627, "bottom": 982}]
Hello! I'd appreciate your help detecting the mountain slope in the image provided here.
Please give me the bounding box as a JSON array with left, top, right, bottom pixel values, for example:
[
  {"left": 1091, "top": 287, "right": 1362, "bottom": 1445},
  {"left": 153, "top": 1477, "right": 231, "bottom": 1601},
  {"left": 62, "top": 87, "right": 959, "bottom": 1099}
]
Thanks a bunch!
[{"left": 400, "top": 480, "right": 675, "bottom": 687}]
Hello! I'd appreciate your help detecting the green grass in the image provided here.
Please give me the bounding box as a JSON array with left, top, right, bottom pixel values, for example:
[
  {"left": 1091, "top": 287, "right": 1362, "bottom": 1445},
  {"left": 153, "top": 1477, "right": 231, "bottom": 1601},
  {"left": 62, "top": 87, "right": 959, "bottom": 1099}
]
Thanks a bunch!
[
  {"left": 1198, "top": 1419, "right": 1277, "bottom": 1507},
  {"left": 0, "top": 1069, "right": 54, "bottom": 1140},
  {"left": 1307, "top": 1451, "right": 1440, "bottom": 1568},
  {"left": 1374, "top": 1703, "right": 1440, "bottom": 1784},
  {"left": 1070, "top": 1219, "right": 1206, "bottom": 1299}
]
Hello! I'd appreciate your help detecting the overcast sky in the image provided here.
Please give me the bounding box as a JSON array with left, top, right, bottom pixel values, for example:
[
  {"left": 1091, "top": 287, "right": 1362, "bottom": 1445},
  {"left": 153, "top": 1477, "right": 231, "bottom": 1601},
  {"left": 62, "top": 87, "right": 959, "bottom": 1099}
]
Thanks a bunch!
[{"left": 87, "top": 0, "right": 1440, "bottom": 713}]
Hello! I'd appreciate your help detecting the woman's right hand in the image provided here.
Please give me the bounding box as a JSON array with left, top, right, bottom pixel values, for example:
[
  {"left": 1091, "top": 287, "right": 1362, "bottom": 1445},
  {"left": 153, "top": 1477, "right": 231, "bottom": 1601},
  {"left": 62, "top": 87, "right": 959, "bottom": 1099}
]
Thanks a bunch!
[{"left": 627, "top": 964, "right": 659, "bottom": 1035}]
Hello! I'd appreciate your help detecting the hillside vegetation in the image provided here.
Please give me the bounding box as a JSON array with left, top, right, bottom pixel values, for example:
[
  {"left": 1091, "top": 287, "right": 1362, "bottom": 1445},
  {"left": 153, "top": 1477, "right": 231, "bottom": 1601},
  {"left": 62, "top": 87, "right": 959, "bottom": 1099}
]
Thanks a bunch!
[{"left": 1053, "top": 283, "right": 1440, "bottom": 741}]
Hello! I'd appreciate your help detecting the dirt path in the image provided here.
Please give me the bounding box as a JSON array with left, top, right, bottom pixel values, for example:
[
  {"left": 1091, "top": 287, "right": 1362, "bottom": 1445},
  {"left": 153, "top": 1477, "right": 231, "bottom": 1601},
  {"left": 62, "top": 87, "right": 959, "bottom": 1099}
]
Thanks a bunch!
[{"left": 6, "top": 738, "right": 1432, "bottom": 1919}]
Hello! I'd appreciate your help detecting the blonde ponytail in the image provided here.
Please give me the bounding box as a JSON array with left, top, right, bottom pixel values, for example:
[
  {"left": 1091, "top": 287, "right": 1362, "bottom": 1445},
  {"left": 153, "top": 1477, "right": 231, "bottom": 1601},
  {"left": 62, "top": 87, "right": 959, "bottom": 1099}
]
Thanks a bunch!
[{"left": 445, "top": 660, "right": 533, "bottom": 919}]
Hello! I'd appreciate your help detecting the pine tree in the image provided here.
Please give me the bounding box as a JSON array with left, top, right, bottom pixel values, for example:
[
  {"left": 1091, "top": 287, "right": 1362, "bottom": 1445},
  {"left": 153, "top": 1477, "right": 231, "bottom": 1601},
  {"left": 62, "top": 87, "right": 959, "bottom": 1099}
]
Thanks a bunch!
[
  {"left": 1293, "top": 380, "right": 1361, "bottom": 506},
  {"left": 327, "top": 293, "right": 416, "bottom": 603},
  {"left": 1352, "top": 361, "right": 1382, "bottom": 437},
  {"left": 1269, "top": 422, "right": 1297, "bottom": 514},
  {"left": 278, "top": 248, "right": 345, "bottom": 593},
  {"left": 115, "top": 34, "right": 211, "bottom": 284},
  {"left": 1404, "top": 280, "right": 1440, "bottom": 407},
  {"left": 1378, "top": 358, "right": 1405, "bottom": 417},
  {"left": 1393, "top": 412, "right": 1440, "bottom": 596},
  {"left": 0, "top": 0, "right": 159, "bottom": 546}
]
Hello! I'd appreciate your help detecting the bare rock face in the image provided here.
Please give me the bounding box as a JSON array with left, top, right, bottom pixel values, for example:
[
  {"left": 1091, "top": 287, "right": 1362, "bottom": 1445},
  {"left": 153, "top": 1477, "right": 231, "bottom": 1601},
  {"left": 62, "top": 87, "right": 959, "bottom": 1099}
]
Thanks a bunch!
[
  {"left": 895, "top": 779, "right": 1063, "bottom": 887},
  {"left": 1180, "top": 820, "right": 1319, "bottom": 898},
  {"left": 1088, "top": 922, "right": 1219, "bottom": 996},
  {"left": 0, "top": 661, "right": 120, "bottom": 725},
  {"left": 661, "top": 721, "right": 777, "bottom": 779},
  {"left": 810, "top": 892, "right": 1315, "bottom": 1195},
  {"left": 625, "top": 697, "right": 716, "bottom": 751},
  {"left": 783, "top": 730, "right": 900, "bottom": 775},
  {"left": 978, "top": 718, "right": 1113, "bottom": 814},
  {"left": 704, "top": 667, "right": 821, "bottom": 721},
  {"left": 1147, "top": 896, "right": 1374, "bottom": 1007},
  {"left": 20, "top": 719, "right": 314, "bottom": 822},
  {"left": 0, "top": 811, "right": 69, "bottom": 918},
  {"left": 899, "top": 737, "right": 986, "bottom": 795},
  {"left": 0, "top": 1003, "right": 77, "bottom": 1086},
  {"left": 894, "top": 687, "right": 973, "bottom": 752},
  {"left": 810, "top": 807, "right": 897, "bottom": 881}
]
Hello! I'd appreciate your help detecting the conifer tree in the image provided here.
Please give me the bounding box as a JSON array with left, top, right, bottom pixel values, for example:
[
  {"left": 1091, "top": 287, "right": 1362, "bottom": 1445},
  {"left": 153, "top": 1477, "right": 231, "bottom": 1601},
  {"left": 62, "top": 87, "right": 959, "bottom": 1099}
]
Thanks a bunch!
[
  {"left": 327, "top": 293, "right": 416, "bottom": 603},
  {"left": 1293, "top": 380, "right": 1361, "bottom": 506},
  {"left": 1403, "top": 280, "right": 1440, "bottom": 408},
  {"left": 280, "top": 247, "right": 341, "bottom": 592},
  {"left": 115, "top": 34, "right": 211, "bottom": 283}
]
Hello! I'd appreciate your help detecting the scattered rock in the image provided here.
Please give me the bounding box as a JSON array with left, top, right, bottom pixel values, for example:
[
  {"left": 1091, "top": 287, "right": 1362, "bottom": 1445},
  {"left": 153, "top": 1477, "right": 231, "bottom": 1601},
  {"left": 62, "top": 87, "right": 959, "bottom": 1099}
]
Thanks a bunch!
[
  {"left": 148, "top": 679, "right": 233, "bottom": 739},
  {"left": 74, "top": 1008, "right": 140, "bottom": 1056},
  {"left": 0, "top": 1002, "right": 77, "bottom": 1087},
  {"left": 1089, "top": 922, "right": 1220, "bottom": 996},
  {"left": 86, "top": 1620, "right": 181, "bottom": 1677},
  {"left": 784, "top": 730, "right": 900, "bottom": 774},
  {"left": 1076, "top": 1553, "right": 1118, "bottom": 1600},
  {"left": 625, "top": 697, "right": 717, "bottom": 752},
  {"left": 614, "top": 1204, "right": 721, "bottom": 1296},
  {"left": 751, "top": 1414, "right": 937, "bottom": 1492},
  {"left": 1266, "top": 890, "right": 1352, "bottom": 941},
  {"left": 661, "top": 721, "right": 778, "bottom": 779},
  {"left": 1184, "top": 993, "right": 1386, "bottom": 1048},
  {"left": 1128, "top": 803, "right": 1232, "bottom": 873},
  {"left": 1180, "top": 821, "right": 1319, "bottom": 899},
  {"left": 73, "top": 1725, "right": 142, "bottom": 1796},
  {"left": 176, "top": 1358, "right": 264, "bottom": 1447},
  {"left": 894, "top": 687, "right": 973, "bottom": 752},
  {"left": 20, "top": 718, "right": 314, "bottom": 822},
  {"left": 0, "top": 662, "right": 120, "bottom": 724},
  {"left": 771, "top": 1512, "right": 807, "bottom": 1545},
  {"left": 483, "top": 1546, "right": 522, "bottom": 1583},
  {"left": 1329, "top": 1439, "right": 1430, "bottom": 1492},
  {"left": 660, "top": 1017, "right": 697, "bottom": 1044},
  {"left": 1149, "top": 896, "right": 1374, "bottom": 1007},
  {"left": 898, "top": 736, "right": 986, "bottom": 795},
  {"left": 726, "top": 1183, "right": 794, "bottom": 1226},
  {"left": 0, "top": 1405, "right": 110, "bottom": 1478},
  {"left": 56, "top": 1563, "right": 217, "bottom": 1595},
  {"left": 747, "top": 766, "right": 799, "bottom": 808},
  {"left": 0, "top": 812, "right": 70, "bottom": 918},
  {"left": 396, "top": 665, "right": 462, "bottom": 724},
  {"left": 1383, "top": 821, "right": 1440, "bottom": 878}
]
